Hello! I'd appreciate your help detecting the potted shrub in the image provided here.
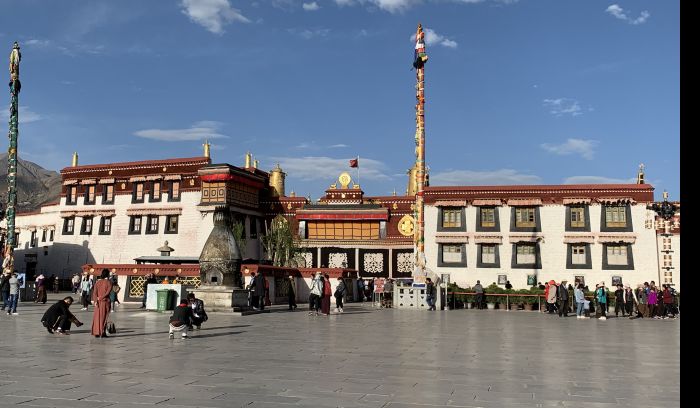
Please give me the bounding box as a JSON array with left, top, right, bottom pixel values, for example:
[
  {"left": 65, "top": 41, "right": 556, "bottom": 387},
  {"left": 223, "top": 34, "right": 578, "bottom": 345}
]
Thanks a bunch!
[{"left": 485, "top": 283, "right": 503, "bottom": 309}]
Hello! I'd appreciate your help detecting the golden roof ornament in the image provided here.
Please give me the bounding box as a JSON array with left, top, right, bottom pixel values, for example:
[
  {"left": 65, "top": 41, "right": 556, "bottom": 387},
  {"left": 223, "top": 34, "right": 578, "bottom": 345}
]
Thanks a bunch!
[{"left": 338, "top": 172, "right": 352, "bottom": 189}]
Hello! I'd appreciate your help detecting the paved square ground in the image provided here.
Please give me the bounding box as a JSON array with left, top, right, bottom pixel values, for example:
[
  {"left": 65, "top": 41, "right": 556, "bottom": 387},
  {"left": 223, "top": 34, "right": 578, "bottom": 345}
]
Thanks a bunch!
[{"left": 0, "top": 295, "right": 679, "bottom": 407}]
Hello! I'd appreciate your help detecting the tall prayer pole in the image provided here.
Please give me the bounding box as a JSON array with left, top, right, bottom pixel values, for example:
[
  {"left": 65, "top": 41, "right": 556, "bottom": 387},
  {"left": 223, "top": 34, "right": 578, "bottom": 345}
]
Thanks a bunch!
[
  {"left": 412, "top": 25, "right": 428, "bottom": 275},
  {"left": 4, "top": 42, "right": 21, "bottom": 273}
]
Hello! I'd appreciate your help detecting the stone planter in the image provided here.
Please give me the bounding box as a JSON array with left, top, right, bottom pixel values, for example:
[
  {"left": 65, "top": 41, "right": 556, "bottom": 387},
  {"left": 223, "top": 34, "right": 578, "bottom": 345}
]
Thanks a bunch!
[{"left": 486, "top": 302, "right": 495, "bottom": 310}]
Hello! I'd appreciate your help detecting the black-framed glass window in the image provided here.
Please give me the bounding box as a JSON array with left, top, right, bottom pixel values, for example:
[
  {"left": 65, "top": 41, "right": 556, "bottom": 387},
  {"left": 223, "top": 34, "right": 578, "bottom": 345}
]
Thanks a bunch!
[
  {"left": 30, "top": 231, "right": 37, "bottom": 247},
  {"left": 437, "top": 243, "right": 467, "bottom": 267},
  {"left": 13, "top": 232, "right": 19, "bottom": 248},
  {"left": 601, "top": 204, "right": 633, "bottom": 232},
  {"left": 102, "top": 184, "right": 114, "bottom": 204},
  {"left": 566, "top": 243, "right": 592, "bottom": 269},
  {"left": 129, "top": 216, "right": 142, "bottom": 234},
  {"left": 84, "top": 185, "right": 96, "bottom": 205},
  {"left": 565, "top": 205, "right": 591, "bottom": 232},
  {"left": 66, "top": 186, "right": 77, "bottom": 205},
  {"left": 99, "top": 217, "right": 112, "bottom": 235},
  {"left": 476, "top": 207, "right": 500, "bottom": 232},
  {"left": 476, "top": 244, "right": 500, "bottom": 268},
  {"left": 150, "top": 181, "right": 162, "bottom": 202},
  {"left": 80, "top": 217, "right": 93, "bottom": 235},
  {"left": 63, "top": 217, "right": 75, "bottom": 235},
  {"left": 132, "top": 182, "right": 145, "bottom": 203},
  {"left": 146, "top": 215, "right": 159, "bottom": 234},
  {"left": 510, "top": 207, "right": 541, "bottom": 232},
  {"left": 602, "top": 243, "right": 634, "bottom": 270},
  {"left": 165, "top": 215, "right": 179, "bottom": 234},
  {"left": 437, "top": 207, "right": 466, "bottom": 232},
  {"left": 41, "top": 229, "right": 47, "bottom": 242},
  {"left": 49, "top": 230, "right": 54, "bottom": 241},
  {"left": 511, "top": 242, "right": 542, "bottom": 269},
  {"left": 169, "top": 181, "right": 181, "bottom": 202}
]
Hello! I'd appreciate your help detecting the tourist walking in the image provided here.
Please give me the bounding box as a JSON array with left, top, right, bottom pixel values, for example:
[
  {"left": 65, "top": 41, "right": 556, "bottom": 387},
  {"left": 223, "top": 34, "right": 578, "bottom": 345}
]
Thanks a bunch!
[
  {"left": 71, "top": 274, "right": 80, "bottom": 294},
  {"left": 140, "top": 273, "right": 157, "bottom": 309},
  {"left": 557, "top": 281, "right": 569, "bottom": 317},
  {"left": 41, "top": 296, "right": 83, "bottom": 335},
  {"left": 6, "top": 272, "right": 19, "bottom": 315},
  {"left": 383, "top": 278, "right": 393, "bottom": 308},
  {"left": 636, "top": 284, "right": 648, "bottom": 318},
  {"left": 109, "top": 281, "right": 121, "bottom": 311},
  {"left": 35, "top": 274, "right": 47, "bottom": 304},
  {"left": 614, "top": 284, "right": 625, "bottom": 317},
  {"left": 623, "top": 284, "right": 636, "bottom": 318},
  {"left": 169, "top": 299, "right": 193, "bottom": 339},
  {"left": 425, "top": 277, "right": 436, "bottom": 310},
  {"left": 334, "top": 277, "right": 346, "bottom": 313},
  {"left": 647, "top": 286, "right": 658, "bottom": 319},
  {"left": 49, "top": 274, "right": 59, "bottom": 293},
  {"left": 567, "top": 284, "right": 575, "bottom": 313},
  {"left": 574, "top": 284, "right": 588, "bottom": 319},
  {"left": 321, "top": 273, "right": 332, "bottom": 315},
  {"left": 247, "top": 271, "right": 259, "bottom": 310},
  {"left": 595, "top": 282, "right": 608, "bottom": 320},
  {"left": 187, "top": 292, "right": 208, "bottom": 329},
  {"left": 287, "top": 275, "right": 297, "bottom": 311},
  {"left": 91, "top": 269, "right": 113, "bottom": 338},
  {"left": 662, "top": 285, "right": 675, "bottom": 318},
  {"left": 546, "top": 281, "right": 557, "bottom": 314},
  {"left": 0, "top": 271, "right": 10, "bottom": 311},
  {"left": 254, "top": 270, "right": 266, "bottom": 311},
  {"left": 79, "top": 274, "right": 93, "bottom": 310},
  {"left": 309, "top": 272, "right": 323, "bottom": 315},
  {"left": 474, "top": 280, "right": 484, "bottom": 310}
]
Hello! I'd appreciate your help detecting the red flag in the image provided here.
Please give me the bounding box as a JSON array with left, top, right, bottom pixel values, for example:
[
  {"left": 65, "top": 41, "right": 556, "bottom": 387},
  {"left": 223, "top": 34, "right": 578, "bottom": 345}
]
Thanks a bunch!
[{"left": 349, "top": 158, "right": 358, "bottom": 168}]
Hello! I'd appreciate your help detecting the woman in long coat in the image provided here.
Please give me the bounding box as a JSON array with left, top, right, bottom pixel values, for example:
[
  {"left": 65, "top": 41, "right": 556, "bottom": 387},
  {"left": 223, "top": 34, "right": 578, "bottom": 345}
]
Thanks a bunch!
[
  {"left": 321, "top": 274, "right": 332, "bottom": 315},
  {"left": 91, "top": 269, "right": 113, "bottom": 338}
]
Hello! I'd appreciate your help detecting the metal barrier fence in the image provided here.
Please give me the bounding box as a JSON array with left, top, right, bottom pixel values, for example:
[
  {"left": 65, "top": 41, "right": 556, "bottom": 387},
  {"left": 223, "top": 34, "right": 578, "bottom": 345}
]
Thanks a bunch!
[{"left": 447, "top": 291, "right": 600, "bottom": 311}]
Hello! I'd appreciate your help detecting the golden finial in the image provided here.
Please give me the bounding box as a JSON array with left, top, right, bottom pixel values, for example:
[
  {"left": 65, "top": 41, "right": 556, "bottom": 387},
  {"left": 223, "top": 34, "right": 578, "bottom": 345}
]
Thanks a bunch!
[
  {"left": 637, "top": 163, "right": 645, "bottom": 184},
  {"left": 203, "top": 140, "right": 211, "bottom": 158},
  {"left": 244, "top": 152, "right": 251, "bottom": 168},
  {"left": 71, "top": 152, "right": 79, "bottom": 167},
  {"left": 253, "top": 159, "right": 259, "bottom": 169}
]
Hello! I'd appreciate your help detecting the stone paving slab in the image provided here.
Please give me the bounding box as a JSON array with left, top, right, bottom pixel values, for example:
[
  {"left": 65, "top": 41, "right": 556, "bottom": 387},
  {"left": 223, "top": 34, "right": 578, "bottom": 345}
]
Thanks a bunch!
[{"left": 0, "top": 294, "right": 680, "bottom": 408}]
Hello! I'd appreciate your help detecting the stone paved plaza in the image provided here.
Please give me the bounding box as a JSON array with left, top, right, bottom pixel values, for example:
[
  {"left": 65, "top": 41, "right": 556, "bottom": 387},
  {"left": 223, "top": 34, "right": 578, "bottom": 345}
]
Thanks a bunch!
[{"left": 0, "top": 295, "right": 679, "bottom": 408}]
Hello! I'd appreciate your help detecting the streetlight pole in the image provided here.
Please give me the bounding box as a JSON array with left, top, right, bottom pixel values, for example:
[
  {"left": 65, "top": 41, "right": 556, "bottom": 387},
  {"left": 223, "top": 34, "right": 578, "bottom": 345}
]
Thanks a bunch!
[{"left": 4, "top": 42, "right": 21, "bottom": 274}]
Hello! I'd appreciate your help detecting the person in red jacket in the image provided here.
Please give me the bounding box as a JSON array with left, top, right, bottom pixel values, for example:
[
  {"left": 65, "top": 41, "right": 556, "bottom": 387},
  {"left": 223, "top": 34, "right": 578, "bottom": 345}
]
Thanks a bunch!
[{"left": 662, "top": 285, "right": 675, "bottom": 319}]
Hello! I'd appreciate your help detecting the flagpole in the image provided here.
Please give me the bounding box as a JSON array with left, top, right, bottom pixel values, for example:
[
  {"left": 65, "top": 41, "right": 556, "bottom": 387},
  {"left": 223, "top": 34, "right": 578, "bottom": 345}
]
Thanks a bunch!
[{"left": 357, "top": 155, "right": 360, "bottom": 187}]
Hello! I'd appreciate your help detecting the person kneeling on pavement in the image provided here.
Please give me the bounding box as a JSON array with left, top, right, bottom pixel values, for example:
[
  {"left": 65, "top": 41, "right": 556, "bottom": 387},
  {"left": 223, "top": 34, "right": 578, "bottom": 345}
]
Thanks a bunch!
[
  {"left": 41, "top": 296, "right": 83, "bottom": 335},
  {"left": 169, "top": 298, "right": 194, "bottom": 339},
  {"left": 187, "top": 292, "right": 208, "bottom": 330}
]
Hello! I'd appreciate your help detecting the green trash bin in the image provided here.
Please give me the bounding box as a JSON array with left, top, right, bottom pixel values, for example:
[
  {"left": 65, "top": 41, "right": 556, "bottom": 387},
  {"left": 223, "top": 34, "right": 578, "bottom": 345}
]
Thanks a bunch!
[{"left": 156, "top": 289, "right": 170, "bottom": 312}]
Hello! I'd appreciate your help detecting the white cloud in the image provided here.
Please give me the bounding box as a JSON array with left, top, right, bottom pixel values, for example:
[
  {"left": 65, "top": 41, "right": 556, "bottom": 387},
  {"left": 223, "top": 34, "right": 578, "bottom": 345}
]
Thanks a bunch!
[
  {"left": 410, "top": 28, "right": 458, "bottom": 48},
  {"left": 1, "top": 106, "right": 43, "bottom": 124},
  {"left": 180, "top": 0, "right": 250, "bottom": 34},
  {"left": 267, "top": 156, "right": 391, "bottom": 181},
  {"left": 430, "top": 169, "right": 542, "bottom": 186},
  {"left": 329, "top": 144, "right": 349, "bottom": 148},
  {"left": 563, "top": 175, "right": 636, "bottom": 184},
  {"left": 542, "top": 98, "right": 584, "bottom": 116},
  {"left": 540, "top": 138, "right": 599, "bottom": 160},
  {"left": 303, "top": 2, "right": 320, "bottom": 11},
  {"left": 133, "top": 121, "right": 229, "bottom": 141},
  {"left": 336, "top": 0, "right": 515, "bottom": 13},
  {"left": 605, "top": 4, "right": 650, "bottom": 25},
  {"left": 288, "top": 28, "right": 330, "bottom": 39}
]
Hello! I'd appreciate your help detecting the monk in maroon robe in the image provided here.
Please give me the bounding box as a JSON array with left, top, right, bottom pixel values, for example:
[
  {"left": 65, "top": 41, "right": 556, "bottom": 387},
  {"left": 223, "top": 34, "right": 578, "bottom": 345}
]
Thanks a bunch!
[{"left": 91, "top": 269, "right": 113, "bottom": 338}]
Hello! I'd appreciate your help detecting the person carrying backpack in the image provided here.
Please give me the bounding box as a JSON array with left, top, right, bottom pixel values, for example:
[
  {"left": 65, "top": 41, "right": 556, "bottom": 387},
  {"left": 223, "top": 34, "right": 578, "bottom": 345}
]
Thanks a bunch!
[{"left": 334, "top": 277, "right": 346, "bottom": 313}]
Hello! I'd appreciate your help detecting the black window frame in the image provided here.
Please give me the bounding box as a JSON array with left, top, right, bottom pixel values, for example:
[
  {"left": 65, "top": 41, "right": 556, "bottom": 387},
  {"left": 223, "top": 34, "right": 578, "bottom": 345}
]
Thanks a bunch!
[
  {"left": 80, "top": 217, "right": 93, "bottom": 235},
  {"left": 102, "top": 184, "right": 115, "bottom": 205},
  {"left": 63, "top": 217, "right": 75, "bottom": 235},
  {"left": 83, "top": 184, "right": 96, "bottom": 205},
  {"left": 476, "top": 243, "right": 500, "bottom": 268},
  {"left": 475, "top": 206, "right": 500, "bottom": 232},
  {"left": 602, "top": 243, "right": 635, "bottom": 270},
  {"left": 511, "top": 242, "right": 542, "bottom": 269},
  {"left": 437, "top": 243, "right": 467, "bottom": 267},
  {"left": 99, "top": 216, "right": 112, "bottom": 235},
  {"left": 566, "top": 243, "right": 592, "bottom": 269},
  {"left": 41, "top": 229, "right": 47, "bottom": 242},
  {"left": 30, "top": 231, "right": 37, "bottom": 248},
  {"left": 437, "top": 207, "right": 466, "bottom": 232},
  {"left": 129, "top": 215, "right": 142, "bottom": 235},
  {"left": 132, "top": 182, "right": 145, "bottom": 204},
  {"left": 565, "top": 205, "right": 591, "bottom": 232},
  {"left": 600, "top": 204, "right": 633, "bottom": 232},
  {"left": 149, "top": 181, "right": 162, "bottom": 203},
  {"left": 510, "top": 207, "right": 541, "bottom": 232},
  {"left": 165, "top": 215, "right": 179, "bottom": 234},
  {"left": 168, "top": 180, "right": 181, "bottom": 202},
  {"left": 66, "top": 186, "right": 77, "bottom": 206},
  {"left": 49, "top": 229, "right": 54, "bottom": 241},
  {"left": 146, "top": 215, "right": 159, "bottom": 234}
]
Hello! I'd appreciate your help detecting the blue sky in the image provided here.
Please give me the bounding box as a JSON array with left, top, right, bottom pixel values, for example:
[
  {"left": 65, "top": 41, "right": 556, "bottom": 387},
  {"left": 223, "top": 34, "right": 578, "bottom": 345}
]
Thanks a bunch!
[{"left": 2, "top": 0, "right": 679, "bottom": 201}]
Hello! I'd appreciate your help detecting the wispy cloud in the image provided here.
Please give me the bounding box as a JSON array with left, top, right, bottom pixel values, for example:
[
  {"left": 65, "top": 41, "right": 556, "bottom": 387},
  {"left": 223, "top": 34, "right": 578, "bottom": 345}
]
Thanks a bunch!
[
  {"left": 540, "top": 138, "right": 599, "bottom": 160},
  {"left": 563, "top": 175, "right": 636, "bottom": 184},
  {"left": 267, "top": 156, "right": 391, "bottom": 181},
  {"left": 329, "top": 144, "right": 349, "bottom": 148},
  {"left": 296, "top": 142, "right": 349, "bottom": 150},
  {"left": 288, "top": 28, "right": 330, "bottom": 39},
  {"left": 133, "top": 121, "right": 229, "bottom": 141},
  {"left": 180, "top": 0, "right": 250, "bottom": 34},
  {"left": 542, "top": 98, "right": 587, "bottom": 117},
  {"left": 410, "top": 28, "right": 458, "bottom": 48},
  {"left": 1, "top": 106, "right": 43, "bottom": 124},
  {"left": 605, "top": 4, "right": 650, "bottom": 25},
  {"left": 23, "top": 38, "right": 106, "bottom": 57},
  {"left": 430, "top": 169, "right": 542, "bottom": 185},
  {"left": 335, "top": 0, "right": 516, "bottom": 13},
  {"left": 303, "top": 1, "right": 320, "bottom": 11}
]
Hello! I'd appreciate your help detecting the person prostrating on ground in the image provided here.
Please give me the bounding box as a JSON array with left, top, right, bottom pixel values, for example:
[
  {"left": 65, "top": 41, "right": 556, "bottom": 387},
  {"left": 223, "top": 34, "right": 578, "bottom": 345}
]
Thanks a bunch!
[
  {"left": 169, "top": 299, "right": 193, "bottom": 339},
  {"left": 42, "top": 296, "right": 83, "bottom": 335}
]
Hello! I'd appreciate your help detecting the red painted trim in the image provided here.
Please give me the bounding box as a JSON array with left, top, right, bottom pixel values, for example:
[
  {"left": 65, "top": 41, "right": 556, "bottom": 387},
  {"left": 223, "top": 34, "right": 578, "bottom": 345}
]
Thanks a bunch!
[
  {"left": 296, "top": 213, "right": 388, "bottom": 221},
  {"left": 241, "top": 264, "right": 358, "bottom": 279},
  {"left": 81, "top": 263, "right": 200, "bottom": 277}
]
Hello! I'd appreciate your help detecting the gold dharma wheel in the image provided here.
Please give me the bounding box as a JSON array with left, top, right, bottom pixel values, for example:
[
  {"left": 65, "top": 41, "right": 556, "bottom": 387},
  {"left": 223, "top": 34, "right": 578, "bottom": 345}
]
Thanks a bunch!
[
  {"left": 398, "top": 215, "right": 415, "bottom": 236},
  {"left": 338, "top": 172, "right": 352, "bottom": 189}
]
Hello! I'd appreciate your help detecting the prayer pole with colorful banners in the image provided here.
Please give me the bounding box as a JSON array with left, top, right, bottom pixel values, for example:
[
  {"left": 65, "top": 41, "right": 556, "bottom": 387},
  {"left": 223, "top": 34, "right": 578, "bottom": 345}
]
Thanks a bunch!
[
  {"left": 412, "top": 24, "right": 428, "bottom": 277},
  {"left": 4, "top": 42, "right": 21, "bottom": 273}
]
